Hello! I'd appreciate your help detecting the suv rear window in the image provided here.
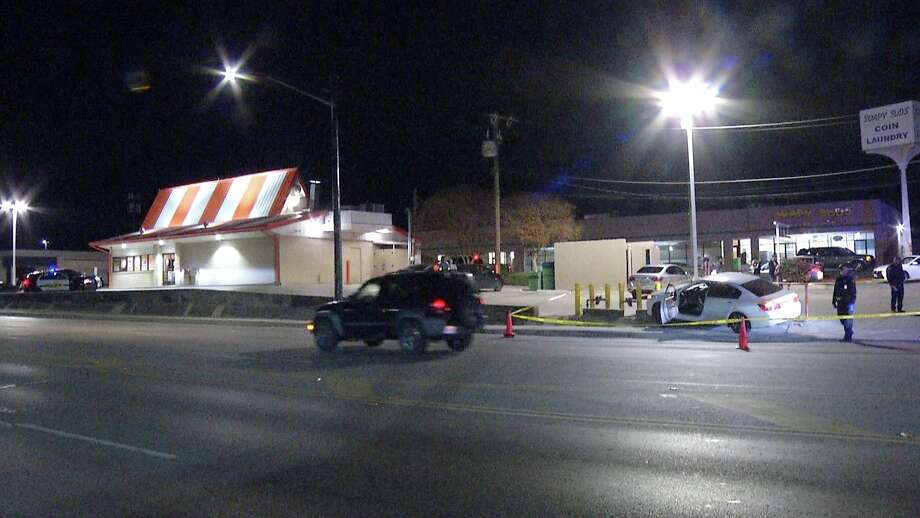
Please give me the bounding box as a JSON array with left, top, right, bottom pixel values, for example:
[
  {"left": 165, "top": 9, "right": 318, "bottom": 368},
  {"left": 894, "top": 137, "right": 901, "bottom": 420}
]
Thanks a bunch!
[
  {"left": 741, "top": 279, "right": 783, "bottom": 297},
  {"left": 637, "top": 266, "right": 662, "bottom": 274},
  {"left": 386, "top": 274, "right": 475, "bottom": 304}
]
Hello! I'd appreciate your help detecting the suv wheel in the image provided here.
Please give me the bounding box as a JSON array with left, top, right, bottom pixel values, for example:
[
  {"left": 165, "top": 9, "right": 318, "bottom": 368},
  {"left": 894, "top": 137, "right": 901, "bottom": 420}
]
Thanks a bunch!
[
  {"left": 446, "top": 329, "right": 473, "bottom": 351},
  {"left": 313, "top": 320, "right": 339, "bottom": 352},
  {"left": 398, "top": 320, "right": 428, "bottom": 354}
]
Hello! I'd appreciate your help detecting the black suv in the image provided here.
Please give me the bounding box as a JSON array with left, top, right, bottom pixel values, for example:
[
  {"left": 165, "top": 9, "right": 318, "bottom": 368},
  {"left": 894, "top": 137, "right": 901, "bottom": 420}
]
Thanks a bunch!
[
  {"left": 796, "top": 247, "right": 874, "bottom": 271},
  {"left": 309, "top": 272, "right": 485, "bottom": 354}
]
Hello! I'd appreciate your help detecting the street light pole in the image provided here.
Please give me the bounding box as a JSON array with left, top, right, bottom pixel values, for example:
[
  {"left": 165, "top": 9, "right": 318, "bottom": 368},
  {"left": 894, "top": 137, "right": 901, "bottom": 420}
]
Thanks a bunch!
[
  {"left": 11, "top": 209, "right": 17, "bottom": 287},
  {"left": 657, "top": 80, "right": 718, "bottom": 279},
  {"left": 684, "top": 119, "right": 699, "bottom": 279},
  {"left": 218, "top": 67, "right": 344, "bottom": 299},
  {"left": 329, "top": 75, "right": 343, "bottom": 299},
  {"left": 2, "top": 201, "right": 28, "bottom": 287}
]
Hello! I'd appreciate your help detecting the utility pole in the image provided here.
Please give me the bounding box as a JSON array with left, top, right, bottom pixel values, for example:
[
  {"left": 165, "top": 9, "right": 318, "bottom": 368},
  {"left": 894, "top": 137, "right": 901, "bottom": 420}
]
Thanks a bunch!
[
  {"left": 483, "top": 113, "right": 515, "bottom": 274},
  {"left": 406, "top": 207, "right": 412, "bottom": 265}
]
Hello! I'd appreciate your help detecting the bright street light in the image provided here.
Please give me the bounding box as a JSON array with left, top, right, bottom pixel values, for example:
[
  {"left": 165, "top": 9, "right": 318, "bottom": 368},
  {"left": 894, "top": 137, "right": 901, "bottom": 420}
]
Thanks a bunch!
[
  {"left": 215, "top": 61, "right": 344, "bottom": 299},
  {"left": 2, "top": 199, "right": 30, "bottom": 288},
  {"left": 222, "top": 66, "right": 240, "bottom": 83},
  {"left": 657, "top": 79, "right": 720, "bottom": 278}
]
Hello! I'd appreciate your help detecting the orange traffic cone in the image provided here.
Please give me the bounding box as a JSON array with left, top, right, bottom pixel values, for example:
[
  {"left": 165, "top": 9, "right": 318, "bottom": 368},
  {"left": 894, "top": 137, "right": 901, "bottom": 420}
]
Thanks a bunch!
[
  {"left": 737, "top": 316, "right": 749, "bottom": 351},
  {"left": 504, "top": 310, "right": 515, "bottom": 338}
]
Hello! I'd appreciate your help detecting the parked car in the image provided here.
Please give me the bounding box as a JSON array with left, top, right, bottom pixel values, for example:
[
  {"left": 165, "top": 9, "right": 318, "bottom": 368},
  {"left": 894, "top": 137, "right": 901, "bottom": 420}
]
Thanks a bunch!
[
  {"left": 19, "top": 269, "right": 99, "bottom": 292},
  {"left": 873, "top": 255, "right": 920, "bottom": 281},
  {"left": 628, "top": 264, "right": 691, "bottom": 296},
  {"left": 398, "top": 264, "right": 433, "bottom": 273},
  {"left": 308, "top": 271, "right": 485, "bottom": 354},
  {"left": 796, "top": 247, "right": 874, "bottom": 271},
  {"left": 647, "top": 272, "right": 801, "bottom": 333},
  {"left": 456, "top": 263, "right": 503, "bottom": 291}
]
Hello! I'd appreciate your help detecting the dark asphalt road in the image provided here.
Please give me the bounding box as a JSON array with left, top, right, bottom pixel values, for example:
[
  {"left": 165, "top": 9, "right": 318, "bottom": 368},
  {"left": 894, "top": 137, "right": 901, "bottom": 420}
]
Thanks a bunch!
[{"left": 1, "top": 316, "right": 918, "bottom": 517}]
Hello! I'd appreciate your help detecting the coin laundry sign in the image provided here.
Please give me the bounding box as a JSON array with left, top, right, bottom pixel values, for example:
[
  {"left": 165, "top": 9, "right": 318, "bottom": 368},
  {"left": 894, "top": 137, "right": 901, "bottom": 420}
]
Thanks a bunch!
[{"left": 859, "top": 101, "right": 920, "bottom": 151}]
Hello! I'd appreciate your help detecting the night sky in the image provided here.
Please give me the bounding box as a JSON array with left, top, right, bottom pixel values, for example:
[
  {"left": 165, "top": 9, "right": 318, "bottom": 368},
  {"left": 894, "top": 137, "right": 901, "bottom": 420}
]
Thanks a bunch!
[{"left": 3, "top": 1, "right": 920, "bottom": 251}]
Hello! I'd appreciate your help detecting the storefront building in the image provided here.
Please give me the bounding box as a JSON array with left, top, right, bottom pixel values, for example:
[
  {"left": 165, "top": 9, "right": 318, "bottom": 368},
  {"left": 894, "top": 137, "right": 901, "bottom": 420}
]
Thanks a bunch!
[
  {"left": 579, "top": 199, "right": 901, "bottom": 269},
  {"left": 91, "top": 168, "right": 409, "bottom": 289}
]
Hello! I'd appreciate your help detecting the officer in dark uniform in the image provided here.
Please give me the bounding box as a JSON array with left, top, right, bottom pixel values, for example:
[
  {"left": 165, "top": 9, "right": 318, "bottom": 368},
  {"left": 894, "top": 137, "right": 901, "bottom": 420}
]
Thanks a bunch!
[
  {"left": 885, "top": 256, "right": 906, "bottom": 313},
  {"left": 832, "top": 265, "right": 857, "bottom": 342}
]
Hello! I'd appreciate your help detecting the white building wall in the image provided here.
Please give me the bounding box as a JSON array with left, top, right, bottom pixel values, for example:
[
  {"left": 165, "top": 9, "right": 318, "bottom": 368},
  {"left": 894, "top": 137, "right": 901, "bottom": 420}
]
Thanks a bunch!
[
  {"left": 554, "top": 239, "right": 629, "bottom": 292},
  {"left": 279, "top": 236, "right": 377, "bottom": 286},
  {"left": 279, "top": 236, "right": 335, "bottom": 285},
  {"left": 372, "top": 247, "right": 409, "bottom": 277},
  {"left": 627, "top": 241, "right": 662, "bottom": 274},
  {"left": 177, "top": 236, "right": 275, "bottom": 286}
]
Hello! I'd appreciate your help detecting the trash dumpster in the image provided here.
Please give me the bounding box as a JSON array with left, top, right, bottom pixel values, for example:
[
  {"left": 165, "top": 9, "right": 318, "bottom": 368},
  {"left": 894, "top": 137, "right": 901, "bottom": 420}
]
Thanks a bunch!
[
  {"left": 527, "top": 272, "right": 541, "bottom": 291},
  {"left": 540, "top": 262, "right": 555, "bottom": 290}
]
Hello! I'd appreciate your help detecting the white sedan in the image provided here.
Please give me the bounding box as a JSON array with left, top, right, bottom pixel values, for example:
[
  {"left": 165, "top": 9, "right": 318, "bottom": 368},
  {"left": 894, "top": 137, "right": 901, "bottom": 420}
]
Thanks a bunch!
[
  {"left": 628, "top": 264, "right": 692, "bottom": 295},
  {"left": 647, "top": 272, "right": 801, "bottom": 332},
  {"left": 873, "top": 256, "right": 920, "bottom": 281}
]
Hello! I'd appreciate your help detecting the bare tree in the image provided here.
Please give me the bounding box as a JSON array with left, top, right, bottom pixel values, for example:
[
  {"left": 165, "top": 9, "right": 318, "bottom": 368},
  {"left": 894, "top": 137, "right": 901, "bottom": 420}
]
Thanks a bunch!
[
  {"left": 416, "top": 185, "right": 493, "bottom": 254},
  {"left": 504, "top": 193, "right": 580, "bottom": 271}
]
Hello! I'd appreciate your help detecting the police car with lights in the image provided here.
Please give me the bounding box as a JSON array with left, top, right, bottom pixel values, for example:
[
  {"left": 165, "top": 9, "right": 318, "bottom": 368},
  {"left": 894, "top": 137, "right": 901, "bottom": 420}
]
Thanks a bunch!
[{"left": 19, "top": 268, "right": 101, "bottom": 292}]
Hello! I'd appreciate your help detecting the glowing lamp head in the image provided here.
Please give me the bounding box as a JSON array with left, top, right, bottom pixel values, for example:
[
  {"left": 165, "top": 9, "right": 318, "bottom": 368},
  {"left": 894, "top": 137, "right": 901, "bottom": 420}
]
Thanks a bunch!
[
  {"left": 222, "top": 65, "right": 240, "bottom": 84},
  {"left": 657, "top": 80, "right": 719, "bottom": 128}
]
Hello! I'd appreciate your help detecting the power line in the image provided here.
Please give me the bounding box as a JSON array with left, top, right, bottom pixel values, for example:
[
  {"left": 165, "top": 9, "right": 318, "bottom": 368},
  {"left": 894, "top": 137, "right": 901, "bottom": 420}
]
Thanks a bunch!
[
  {"left": 567, "top": 179, "right": 907, "bottom": 201},
  {"left": 671, "top": 114, "right": 857, "bottom": 131},
  {"left": 569, "top": 160, "right": 920, "bottom": 186}
]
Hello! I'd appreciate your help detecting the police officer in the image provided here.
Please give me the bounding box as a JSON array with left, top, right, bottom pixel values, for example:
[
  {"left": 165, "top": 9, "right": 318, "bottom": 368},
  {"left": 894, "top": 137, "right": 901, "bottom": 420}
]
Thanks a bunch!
[
  {"left": 886, "top": 256, "right": 906, "bottom": 313},
  {"left": 832, "top": 265, "right": 857, "bottom": 342}
]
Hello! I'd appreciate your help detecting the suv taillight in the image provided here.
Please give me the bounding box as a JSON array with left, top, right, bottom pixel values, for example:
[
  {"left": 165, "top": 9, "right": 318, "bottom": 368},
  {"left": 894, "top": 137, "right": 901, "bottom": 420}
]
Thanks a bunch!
[
  {"left": 430, "top": 298, "right": 451, "bottom": 312},
  {"left": 22, "top": 278, "right": 31, "bottom": 289}
]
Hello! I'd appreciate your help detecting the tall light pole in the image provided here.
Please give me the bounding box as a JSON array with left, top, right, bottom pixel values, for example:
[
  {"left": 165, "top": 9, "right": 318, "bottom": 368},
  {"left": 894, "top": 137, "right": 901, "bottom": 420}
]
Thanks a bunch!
[
  {"left": 2, "top": 200, "right": 29, "bottom": 287},
  {"left": 219, "top": 66, "right": 344, "bottom": 299},
  {"left": 657, "top": 80, "right": 718, "bottom": 278}
]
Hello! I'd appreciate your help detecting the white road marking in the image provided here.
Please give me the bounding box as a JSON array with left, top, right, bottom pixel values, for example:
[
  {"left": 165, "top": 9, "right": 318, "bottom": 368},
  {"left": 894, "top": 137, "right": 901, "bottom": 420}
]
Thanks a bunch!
[
  {"left": 0, "top": 384, "right": 16, "bottom": 390},
  {"left": 548, "top": 293, "right": 567, "bottom": 301},
  {"left": 14, "top": 423, "right": 177, "bottom": 460}
]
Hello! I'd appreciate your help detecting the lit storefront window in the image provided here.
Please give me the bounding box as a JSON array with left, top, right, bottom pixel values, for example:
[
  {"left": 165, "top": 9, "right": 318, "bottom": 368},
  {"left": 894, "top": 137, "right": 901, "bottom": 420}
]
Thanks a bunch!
[{"left": 758, "top": 231, "right": 875, "bottom": 261}]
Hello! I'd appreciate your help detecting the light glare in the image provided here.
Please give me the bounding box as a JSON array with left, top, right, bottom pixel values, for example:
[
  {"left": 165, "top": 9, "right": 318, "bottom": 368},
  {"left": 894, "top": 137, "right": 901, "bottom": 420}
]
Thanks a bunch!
[{"left": 657, "top": 80, "right": 719, "bottom": 126}]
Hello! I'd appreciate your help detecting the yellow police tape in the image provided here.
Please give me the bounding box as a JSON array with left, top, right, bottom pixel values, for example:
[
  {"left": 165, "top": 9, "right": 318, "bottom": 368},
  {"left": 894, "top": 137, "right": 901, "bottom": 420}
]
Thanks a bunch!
[{"left": 508, "top": 305, "right": 920, "bottom": 328}]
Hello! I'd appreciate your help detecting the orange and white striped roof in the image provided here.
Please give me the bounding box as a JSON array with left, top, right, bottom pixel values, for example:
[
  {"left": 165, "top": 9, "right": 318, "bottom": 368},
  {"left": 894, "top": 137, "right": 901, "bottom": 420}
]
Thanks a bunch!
[{"left": 141, "top": 168, "right": 303, "bottom": 230}]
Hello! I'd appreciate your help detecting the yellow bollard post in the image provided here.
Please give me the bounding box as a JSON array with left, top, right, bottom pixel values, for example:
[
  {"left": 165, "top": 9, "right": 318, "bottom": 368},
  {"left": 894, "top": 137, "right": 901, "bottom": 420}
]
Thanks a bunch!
[
  {"left": 588, "top": 284, "right": 595, "bottom": 309},
  {"left": 574, "top": 283, "right": 582, "bottom": 317},
  {"left": 604, "top": 283, "right": 611, "bottom": 310},
  {"left": 655, "top": 281, "right": 661, "bottom": 292},
  {"left": 636, "top": 286, "right": 643, "bottom": 312},
  {"left": 618, "top": 282, "right": 625, "bottom": 310}
]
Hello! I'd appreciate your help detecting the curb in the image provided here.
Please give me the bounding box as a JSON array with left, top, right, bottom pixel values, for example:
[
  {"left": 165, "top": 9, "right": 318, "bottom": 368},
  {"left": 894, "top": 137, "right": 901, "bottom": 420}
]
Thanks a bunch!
[
  {"left": 0, "top": 309, "right": 660, "bottom": 337},
  {"left": 0, "top": 309, "right": 308, "bottom": 329},
  {"left": 480, "top": 324, "right": 661, "bottom": 339}
]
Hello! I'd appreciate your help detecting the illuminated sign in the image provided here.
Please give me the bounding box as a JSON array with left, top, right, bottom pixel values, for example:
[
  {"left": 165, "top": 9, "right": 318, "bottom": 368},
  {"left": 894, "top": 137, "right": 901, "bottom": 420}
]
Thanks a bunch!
[
  {"left": 774, "top": 207, "right": 851, "bottom": 219},
  {"left": 860, "top": 101, "right": 920, "bottom": 151}
]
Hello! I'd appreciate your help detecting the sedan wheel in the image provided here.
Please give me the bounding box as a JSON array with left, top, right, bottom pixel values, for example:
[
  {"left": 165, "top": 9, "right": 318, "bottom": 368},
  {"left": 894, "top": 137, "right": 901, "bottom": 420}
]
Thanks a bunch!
[
  {"left": 398, "top": 320, "right": 429, "bottom": 355},
  {"left": 313, "top": 320, "right": 339, "bottom": 352},
  {"left": 727, "top": 312, "right": 751, "bottom": 334}
]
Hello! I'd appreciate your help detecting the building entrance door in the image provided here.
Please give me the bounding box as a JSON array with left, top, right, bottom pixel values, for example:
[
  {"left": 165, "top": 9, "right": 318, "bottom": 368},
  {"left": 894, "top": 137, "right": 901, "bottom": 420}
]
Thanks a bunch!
[{"left": 162, "top": 253, "right": 176, "bottom": 285}]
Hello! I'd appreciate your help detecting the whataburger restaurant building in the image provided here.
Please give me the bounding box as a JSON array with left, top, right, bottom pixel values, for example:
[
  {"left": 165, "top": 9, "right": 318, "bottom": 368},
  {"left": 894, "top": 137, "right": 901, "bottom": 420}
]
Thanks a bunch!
[{"left": 91, "top": 168, "right": 409, "bottom": 289}]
